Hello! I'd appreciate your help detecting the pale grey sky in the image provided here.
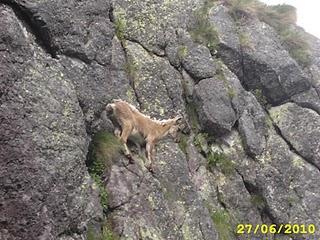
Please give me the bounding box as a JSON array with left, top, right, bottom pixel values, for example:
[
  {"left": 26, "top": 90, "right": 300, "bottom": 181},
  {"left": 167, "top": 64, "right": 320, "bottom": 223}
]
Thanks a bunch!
[{"left": 260, "top": 0, "right": 320, "bottom": 38}]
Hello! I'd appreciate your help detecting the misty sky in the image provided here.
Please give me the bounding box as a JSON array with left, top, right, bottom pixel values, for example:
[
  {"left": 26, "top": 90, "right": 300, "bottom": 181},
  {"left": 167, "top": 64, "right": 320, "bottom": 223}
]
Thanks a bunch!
[{"left": 260, "top": 0, "right": 320, "bottom": 38}]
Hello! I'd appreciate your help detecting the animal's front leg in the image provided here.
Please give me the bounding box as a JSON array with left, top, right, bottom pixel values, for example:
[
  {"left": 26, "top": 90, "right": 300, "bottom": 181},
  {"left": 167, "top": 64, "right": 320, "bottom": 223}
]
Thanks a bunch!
[
  {"left": 146, "top": 141, "right": 155, "bottom": 173},
  {"left": 120, "top": 124, "right": 134, "bottom": 164}
]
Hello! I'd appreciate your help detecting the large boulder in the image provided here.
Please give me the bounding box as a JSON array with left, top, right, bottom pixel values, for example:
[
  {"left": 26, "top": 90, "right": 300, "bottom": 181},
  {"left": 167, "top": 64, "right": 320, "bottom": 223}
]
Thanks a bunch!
[
  {"left": 112, "top": 0, "right": 200, "bottom": 55},
  {"left": 221, "top": 130, "right": 320, "bottom": 238},
  {"left": 194, "top": 76, "right": 237, "bottom": 136},
  {"left": 269, "top": 103, "right": 320, "bottom": 169},
  {"left": 125, "top": 41, "right": 185, "bottom": 118},
  {"left": 208, "top": 5, "right": 243, "bottom": 78},
  {"left": 8, "top": 0, "right": 113, "bottom": 63},
  {"left": 239, "top": 18, "right": 311, "bottom": 104},
  {"left": 106, "top": 141, "right": 218, "bottom": 239},
  {"left": 238, "top": 92, "right": 268, "bottom": 158},
  {"left": 0, "top": 5, "right": 102, "bottom": 240},
  {"left": 2, "top": 0, "right": 320, "bottom": 239}
]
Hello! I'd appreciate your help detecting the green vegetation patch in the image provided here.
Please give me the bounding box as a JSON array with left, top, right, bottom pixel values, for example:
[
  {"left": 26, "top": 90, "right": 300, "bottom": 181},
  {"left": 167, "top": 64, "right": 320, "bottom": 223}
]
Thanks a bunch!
[
  {"left": 279, "top": 28, "right": 312, "bottom": 67},
  {"left": 250, "top": 194, "right": 266, "bottom": 210},
  {"left": 87, "top": 224, "right": 118, "bottom": 240},
  {"left": 211, "top": 209, "right": 234, "bottom": 240},
  {"left": 124, "top": 57, "right": 139, "bottom": 81},
  {"left": 251, "top": 89, "right": 271, "bottom": 109},
  {"left": 177, "top": 45, "right": 189, "bottom": 60},
  {"left": 190, "top": 0, "right": 220, "bottom": 52},
  {"left": 207, "top": 151, "right": 234, "bottom": 175},
  {"left": 178, "top": 133, "right": 189, "bottom": 154},
  {"left": 227, "top": 0, "right": 265, "bottom": 19},
  {"left": 186, "top": 102, "right": 201, "bottom": 132},
  {"left": 194, "top": 132, "right": 209, "bottom": 154},
  {"left": 87, "top": 131, "right": 122, "bottom": 210},
  {"left": 238, "top": 31, "right": 251, "bottom": 49},
  {"left": 114, "top": 11, "right": 127, "bottom": 41},
  {"left": 215, "top": 61, "right": 236, "bottom": 99},
  {"left": 227, "top": 0, "right": 311, "bottom": 67}
]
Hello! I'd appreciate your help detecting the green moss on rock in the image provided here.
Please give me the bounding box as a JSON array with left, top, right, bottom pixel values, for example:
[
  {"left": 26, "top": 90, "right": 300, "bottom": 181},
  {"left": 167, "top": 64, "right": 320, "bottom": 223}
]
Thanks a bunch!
[
  {"left": 207, "top": 151, "right": 234, "bottom": 175},
  {"left": 186, "top": 102, "right": 201, "bottom": 132},
  {"left": 87, "top": 224, "right": 118, "bottom": 240},
  {"left": 211, "top": 210, "right": 234, "bottom": 240},
  {"left": 227, "top": 0, "right": 311, "bottom": 67},
  {"left": 250, "top": 194, "right": 266, "bottom": 210},
  {"left": 114, "top": 8, "right": 127, "bottom": 41},
  {"left": 194, "top": 132, "right": 209, "bottom": 154},
  {"left": 87, "top": 131, "right": 121, "bottom": 210},
  {"left": 178, "top": 133, "right": 189, "bottom": 154},
  {"left": 190, "top": 0, "right": 220, "bottom": 52},
  {"left": 177, "top": 45, "right": 189, "bottom": 60}
]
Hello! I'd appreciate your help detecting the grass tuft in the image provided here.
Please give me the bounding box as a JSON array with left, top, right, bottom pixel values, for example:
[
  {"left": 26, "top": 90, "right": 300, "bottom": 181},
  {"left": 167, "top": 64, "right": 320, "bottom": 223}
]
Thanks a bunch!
[
  {"left": 194, "top": 132, "right": 209, "bottom": 154},
  {"left": 251, "top": 89, "right": 271, "bottom": 109},
  {"left": 114, "top": 13, "right": 126, "bottom": 41},
  {"left": 186, "top": 102, "right": 201, "bottom": 132},
  {"left": 207, "top": 151, "right": 234, "bottom": 175},
  {"left": 177, "top": 45, "right": 189, "bottom": 60},
  {"left": 190, "top": 0, "right": 220, "bottom": 52},
  {"left": 87, "top": 131, "right": 121, "bottom": 210},
  {"left": 87, "top": 224, "right": 118, "bottom": 240},
  {"left": 211, "top": 210, "right": 234, "bottom": 240},
  {"left": 124, "top": 57, "right": 139, "bottom": 81},
  {"left": 178, "top": 133, "right": 189, "bottom": 154},
  {"left": 215, "top": 61, "right": 236, "bottom": 99},
  {"left": 250, "top": 194, "right": 266, "bottom": 210},
  {"left": 227, "top": 0, "right": 311, "bottom": 67}
]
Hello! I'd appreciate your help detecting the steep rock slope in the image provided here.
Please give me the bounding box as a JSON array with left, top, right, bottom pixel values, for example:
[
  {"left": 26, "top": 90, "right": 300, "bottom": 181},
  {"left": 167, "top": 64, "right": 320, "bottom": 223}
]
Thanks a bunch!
[{"left": 1, "top": 0, "right": 320, "bottom": 240}]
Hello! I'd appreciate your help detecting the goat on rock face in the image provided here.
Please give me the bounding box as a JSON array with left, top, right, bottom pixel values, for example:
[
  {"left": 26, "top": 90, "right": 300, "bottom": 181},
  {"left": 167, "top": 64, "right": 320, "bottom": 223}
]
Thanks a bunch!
[{"left": 106, "top": 99, "right": 184, "bottom": 172}]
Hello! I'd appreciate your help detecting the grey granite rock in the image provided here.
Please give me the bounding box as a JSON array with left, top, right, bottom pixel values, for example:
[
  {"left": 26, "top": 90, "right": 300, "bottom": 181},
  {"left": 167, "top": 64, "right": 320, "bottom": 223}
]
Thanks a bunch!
[
  {"left": 2, "top": 0, "right": 320, "bottom": 239},
  {"left": 269, "top": 103, "right": 320, "bottom": 169},
  {"left": 0, "top": 5, "right": 102, "bottom": 240}
]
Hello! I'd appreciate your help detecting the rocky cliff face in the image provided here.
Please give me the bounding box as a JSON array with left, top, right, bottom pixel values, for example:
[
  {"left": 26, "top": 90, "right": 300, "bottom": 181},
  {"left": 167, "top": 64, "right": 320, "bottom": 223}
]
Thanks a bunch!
[{"left": 1, "top": 0, "right": 320, "bottom": 239}]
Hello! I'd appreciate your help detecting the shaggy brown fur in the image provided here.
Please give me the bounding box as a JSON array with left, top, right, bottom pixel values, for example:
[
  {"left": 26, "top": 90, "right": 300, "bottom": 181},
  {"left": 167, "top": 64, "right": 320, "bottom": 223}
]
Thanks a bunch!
[{"left": 106, "top": 99, "right": 183, "bottom": 172}]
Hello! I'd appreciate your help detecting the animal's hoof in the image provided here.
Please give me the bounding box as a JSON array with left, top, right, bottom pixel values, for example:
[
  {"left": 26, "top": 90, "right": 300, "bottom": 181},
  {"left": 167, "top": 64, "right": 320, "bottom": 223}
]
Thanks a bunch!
[
  {"left": 125, "top": 154, "right": 134, "bottom": 163},
  {"left": 147, "top": 165, "right": 155, "bottom": 173}
]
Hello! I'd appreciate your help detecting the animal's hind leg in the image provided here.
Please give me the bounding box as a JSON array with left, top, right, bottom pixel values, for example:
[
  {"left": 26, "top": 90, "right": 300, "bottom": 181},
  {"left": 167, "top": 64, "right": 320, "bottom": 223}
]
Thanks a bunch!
[{"left": 114, "top": 128, "right": 121, "bottom": 138}]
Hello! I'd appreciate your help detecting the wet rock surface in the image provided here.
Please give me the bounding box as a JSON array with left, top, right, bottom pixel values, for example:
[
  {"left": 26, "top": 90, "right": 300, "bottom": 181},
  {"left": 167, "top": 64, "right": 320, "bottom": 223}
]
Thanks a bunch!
[{"left": 1, "top": 0, "right": 320, "bottom": 239}]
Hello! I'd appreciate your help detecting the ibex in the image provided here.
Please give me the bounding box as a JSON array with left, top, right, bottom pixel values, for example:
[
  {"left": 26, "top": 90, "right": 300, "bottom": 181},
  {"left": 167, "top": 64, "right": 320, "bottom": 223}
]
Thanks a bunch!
[{"left": 106, "top": 99, "right": 184, "bottom": 172}]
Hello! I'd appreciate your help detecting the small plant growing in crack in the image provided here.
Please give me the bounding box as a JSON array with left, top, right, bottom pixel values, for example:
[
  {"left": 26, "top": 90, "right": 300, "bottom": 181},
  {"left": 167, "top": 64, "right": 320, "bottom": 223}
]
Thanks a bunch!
[
  {"left": 124, "top": 57, "right": 139, "bottom": 81},
  {"left": 215, "top": 63, "right": 236, "bottom": 99},
  {"left": 189, "top": 0, "right": 220, "bottom": 52},
  {"left": 186, "top": 102, "right": 201, "bottom": 132},
  {"left": 87, "top": 223, "right": 118, "bottom": 240},
  {"left": 114, "top": 11, "right": 127, "bottom": 41},
  {"left": 238, "top": 31, "right": 252, "bottom": 49},
  {"left": 252, "top": 89, "right": 271, "bottom": 110},
  {"left": 211, "top": 209, "right": 234, "bottom": 240},
  {"left": 194, "top": 132, "right": 209, "bottom": 154},
  {"left": 87, "top": 131, "right": 122, "bottom": 211},
  {"left": 178, "top": 133, "right": 189, "bottom": 154},
  {"left": 177, "top": 45, "right": 189, "bottom": 60},
  {"left": 250, "top": 194, "right": 266, "bottom": 211},
  {"left": 226, "top": 0, "right": 312, "bottom": 67},
  {"left": 207, "top": 150, "right": 234, "bottom": 175}
]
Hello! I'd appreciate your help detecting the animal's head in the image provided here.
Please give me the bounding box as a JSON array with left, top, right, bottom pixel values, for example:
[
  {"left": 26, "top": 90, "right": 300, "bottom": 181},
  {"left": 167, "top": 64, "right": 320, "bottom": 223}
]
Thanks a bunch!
[
  {"left": 105, "top": 103, "right": 115, "bottom": 116},
  {"left": 168, "top": 115, "right": 186, "bottom": 142}
]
